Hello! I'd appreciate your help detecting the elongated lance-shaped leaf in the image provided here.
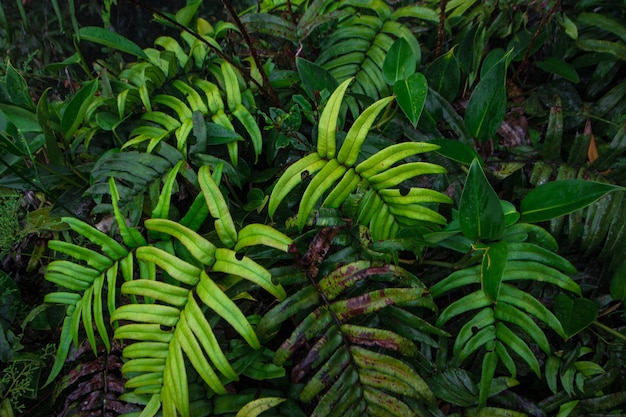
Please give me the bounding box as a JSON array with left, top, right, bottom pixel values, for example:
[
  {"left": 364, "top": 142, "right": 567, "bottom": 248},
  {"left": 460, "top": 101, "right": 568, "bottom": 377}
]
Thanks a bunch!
[
  {"left": 163, "top": 336, "right": 189, "bottom": 417},
  {"left": 173, "top": 79, "right": 208, "bottom": 115},
  {"left": 269, "top": 153, "right": 328, "bottom": 218},
  {"left": 351, "top": 346, "right": 436, "bottom": 403},
  {"left": 111, "top": 304, "right": 181, "bottom": 327},
  {"left": 61, "top": 217, "right": 128, "bottom": 259},
  {"left": 341, "top": 324, "right": 418, "bottom": 356},
  {"left": 176, "top": 310, "right": 227, "bottom": 394},
  {"left": 145, "top": 218, "right": 216, "bottom": 265},
  {"left": 256, "top": 286, "right": 321, "bottom": 341},
  {"left": 481, "top": 242, "right": 507, "bottom": 301},
  {"left": 319, "top": 260, "right": 380, "bottom": 300},
  {"left": 356, "top": 142, "right": 440, "bottom": 177},
  {"left": 502, "top": 261, "right": 580, "bottom": 295},
  {"left": 234, "top": 224, "right": 292, "bottom": 252},
  {"left": 337, "top": 96, "right": 395, "bottom": 166},
  {"left": 496, "top": 322, "right": 541, "bottom": 377},
  {"left": 213, "top": 248, "right": 286, "bottom": 300},
  {"left": 297, "top": 159, "right": 347, "bottom": 231},
  {"left": 236, "top": 397, "right": 286, "bottom": 417},
  {"left": 197, "top": 271, "right": 260, "bottom": 349},
  {"left": 322, "top": 168, "right": 360, "bottom": 208},
  {"left": 300, "top": 347, "right": 351, "bottom": 402},
  {"left": 453, "top": 308, "right": 495, "bottom": 356},
  {"left": 122, "top": 279, "right": 189, "bottom": 307},
  {"left": 436, "top": 290, "right": 493, "bottom": 327},
  {"left": 317, "top": 78, "right": 353, "bottom": 158},
  {"left": 274, "top": 308, "right": 334, "bottom": 366},
  {"left": 494, "top": 302, "right": 550, "bottom": 354},
  {"left": 47, "top": 240, "right": 112, "bottom": 270},
  {"left": 457, "top": 325, "right": 496, "bottom": 364},
  {"left": 109, "top": 177, "right": 147, "bottom": 248},
  {"left": 478, "top": 347, "right": 498, "bottom": 408},
  {"left": 136, "top": 246, "right": 201, "bottom": 286},
  {"left": 521, "top": 180, "right": 624, "bottom": 223},
  {"left": 184, "top": 293, "right": 238, "bottom": 381},
  {"left": 222, "top": 61, "right": 242, "bottom": 112},
  {"left": 151, "top": 160, "right": 184, "bottom": 221},
  {"left": 506, "top": 242, "right": 576, "bottom": 274},
  {"left": 331, "top": 287, "right": 428, "bottom": 322},
  {"left": 498, "top": 284, "right": 565, "bottom": 337},
  {"left": 198, "top": 165, "right": 237, "bottom": 247},
  {"left": 293, "top": 326, "right": 343, "bottom": 382},
  {"left": 367, "top": 161, "right": 446, "bottom": 189},
  {"left": 233, "top": 103, "right": 262, "bottom": 162}
]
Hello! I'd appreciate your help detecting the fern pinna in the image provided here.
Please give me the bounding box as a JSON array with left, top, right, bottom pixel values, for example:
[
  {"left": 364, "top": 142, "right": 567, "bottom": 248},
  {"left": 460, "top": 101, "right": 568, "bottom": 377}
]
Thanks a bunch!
[{"left": 44, "top": 166, "right": 292, "bottom": 417}]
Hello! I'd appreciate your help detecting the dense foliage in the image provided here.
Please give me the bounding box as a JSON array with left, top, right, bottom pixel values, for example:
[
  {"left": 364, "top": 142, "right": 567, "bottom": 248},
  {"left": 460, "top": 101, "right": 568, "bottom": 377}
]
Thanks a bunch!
[{"left": 1, "top": 0, "right": 626, "bottom": 416}]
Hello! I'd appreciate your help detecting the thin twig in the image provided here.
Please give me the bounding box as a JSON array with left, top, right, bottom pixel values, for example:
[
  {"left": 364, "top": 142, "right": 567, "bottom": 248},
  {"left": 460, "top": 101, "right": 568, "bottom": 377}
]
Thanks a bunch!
[
  {"left": 221, "top": 0, "right": 280, "bottom": 107},
  {"left": 436, "top": 0, "right": 448, "bottom": 58},
  {"left": 514, "top": 0, "right": 561, "bottom": 80},
  {"left": 285, "top": 0, "right": 297, "bottom": 25}
]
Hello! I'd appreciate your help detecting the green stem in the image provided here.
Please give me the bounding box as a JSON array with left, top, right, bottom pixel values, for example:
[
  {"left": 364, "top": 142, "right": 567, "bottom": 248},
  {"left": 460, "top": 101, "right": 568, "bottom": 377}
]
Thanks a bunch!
[{"left": 593, "top": 320, "right": 626, "bottom": 342}]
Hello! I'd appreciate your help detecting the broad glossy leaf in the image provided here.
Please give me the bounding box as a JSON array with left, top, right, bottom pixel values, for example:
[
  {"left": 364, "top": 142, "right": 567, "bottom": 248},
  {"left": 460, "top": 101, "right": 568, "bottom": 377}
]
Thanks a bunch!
[
  {"left": 459, "top": 159, "right": 505, "bottom": 240},
  {"left": 296, "top": 57, "right": 338, "bottom": 100},
  {"left": 424, "top": 48, "right": 460, "bottom": 102},
  {"left": 553, "top": 294, "right": 598, "bottom": 340},
  {"left": 79, "top": 26, "right": 148, "bottom": 59},
  {"left": 520, "top": 180, "right": 624, "bottom": 223},
  {"left": 383, "top": 37, "right": 416, "bottom": 85},
  {"left": 465, "top": 55, "right": 507, "bottom": 142},
  {"left": 428, "top": 138, "right": 483, "bottom": 166},
  {"left": 481, "top": 242, "right": 508, "bottom": 301},
  {"left": 394, "top": 72, "right": 428, "bottom": 128}
]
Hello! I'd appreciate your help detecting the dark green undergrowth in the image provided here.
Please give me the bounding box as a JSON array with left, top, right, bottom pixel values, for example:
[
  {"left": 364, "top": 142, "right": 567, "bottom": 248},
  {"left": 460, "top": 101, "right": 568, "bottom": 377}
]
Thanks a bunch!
[{"left": 1, "top": 0, "right": 625, "bottom": 416}]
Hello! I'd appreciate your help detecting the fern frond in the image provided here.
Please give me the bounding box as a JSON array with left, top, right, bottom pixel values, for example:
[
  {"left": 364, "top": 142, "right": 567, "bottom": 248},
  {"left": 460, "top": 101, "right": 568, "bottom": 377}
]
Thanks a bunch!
[
  {"left": 258, "top": 250, "right": 440, "bottom": 416},
  {"left": 269, "top": 79, "right": 450, "bottom": 239},
  {"left": 431, "top": 239, "right": 580, "bottom": 407},
  {"left": 315, "top": 1, "right": 425, "bottom": 103}
]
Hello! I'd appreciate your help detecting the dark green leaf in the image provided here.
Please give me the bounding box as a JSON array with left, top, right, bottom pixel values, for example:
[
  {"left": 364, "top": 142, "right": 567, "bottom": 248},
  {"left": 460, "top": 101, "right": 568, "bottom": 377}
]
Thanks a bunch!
[
  {"left": 296, "top": 58, "right": 338, "bottom": 100},
  {"left": 577, "top": 13, "right": 626, "bottom": 43},
  {"left": 481, "top": 242, "right": 508, "bottom": 301},
  {"left": 5, "top": 61, "right": 34, "bottom": 110},
  {"left": 553, "top": 294, "right": 598, "bottom": 339},
  {"left": 520, "top": 180, "right": 624, "bottom": 223},
  {"left": 36, "top": 88, "right": 63, "bottom": 166},
  {"left": 78, "top": 26, "right": 148, "bottom": 59},
  {"left": 610, "top": 261, "right": 626, "bottom": 302},
  {"left": 425, "top": 48, "right": 460, "bottom": 102},
  {"left": 383, "top": 38, "right": 416, "bottom": 85},
  {"left": 536, "top": 57, "right": 580, "bottom": 84},
  {"left": 393, "top": 73, "right": 427, "bottom": 128},
  {"left": 61, "top": 79, "right": 99, "bottom": 140},
  {"left": 459, "top": 159, "right": 505, "bottom": 240},
  {"left": 205, "top": 122, "right": 244, "bottom": 145},
  {"left": 465, "top": 55, "right": 507, "bottom": 142},
  {"left": 428, "top": 138, "right": 483, "bottom": 166},
  {"left": 541, "top": 97, "right": 563, "bottom": 161}
]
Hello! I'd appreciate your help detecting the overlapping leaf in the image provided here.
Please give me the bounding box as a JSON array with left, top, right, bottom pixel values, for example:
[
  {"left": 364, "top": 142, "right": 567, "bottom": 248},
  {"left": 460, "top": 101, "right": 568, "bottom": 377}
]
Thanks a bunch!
[
  {"left": 257, "top": 251, "right": 442, "bottom": 416},
  {"left": 269, "top": 78, "right": 450, "bottom": 240},
  {"left": 431, "top": 240, "right": 579, "bottom": 407}
]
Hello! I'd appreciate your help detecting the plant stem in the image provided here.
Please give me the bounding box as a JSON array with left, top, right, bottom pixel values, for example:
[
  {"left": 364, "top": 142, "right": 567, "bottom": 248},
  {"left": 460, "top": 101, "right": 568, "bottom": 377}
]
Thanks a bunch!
[{"left": 593, "top": 320, "right": 626, "bottom": 342}]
